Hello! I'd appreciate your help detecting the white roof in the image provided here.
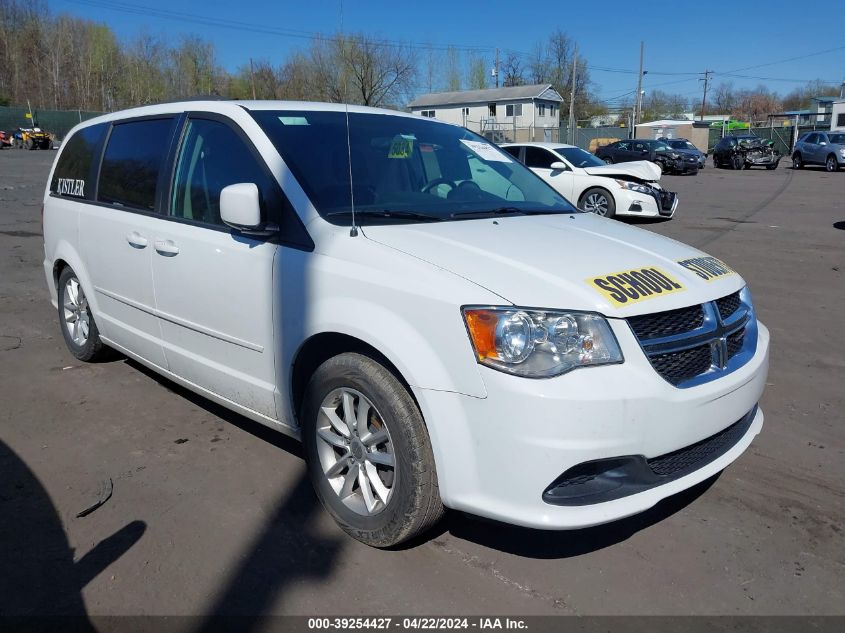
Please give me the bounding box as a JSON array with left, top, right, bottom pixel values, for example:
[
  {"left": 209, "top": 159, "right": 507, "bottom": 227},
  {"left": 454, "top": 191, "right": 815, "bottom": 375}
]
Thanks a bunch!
[
  {"left": 501, "top": 142, "right": 577, "bottom": 149},
  {"left": 635, "top": 119, "right": 694, "bottom": 128}
]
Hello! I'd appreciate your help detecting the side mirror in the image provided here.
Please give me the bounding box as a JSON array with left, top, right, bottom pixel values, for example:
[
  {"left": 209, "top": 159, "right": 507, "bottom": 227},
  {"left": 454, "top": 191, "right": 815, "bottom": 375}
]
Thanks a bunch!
[
  {"left": 550, "top": 161, "right": 568, "bottom": 171},
  {"left": 220, "top": 183, "right": 271, "bottom": 235},
  {"left": 819, "top": 141, "right": 827, "bottom": 146}
]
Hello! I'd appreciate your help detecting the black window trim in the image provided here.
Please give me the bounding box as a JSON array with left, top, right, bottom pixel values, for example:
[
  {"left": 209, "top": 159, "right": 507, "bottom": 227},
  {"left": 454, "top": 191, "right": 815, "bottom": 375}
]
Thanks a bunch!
[{"left": 50, "top": 110, "right": 314, "bottom": 252}]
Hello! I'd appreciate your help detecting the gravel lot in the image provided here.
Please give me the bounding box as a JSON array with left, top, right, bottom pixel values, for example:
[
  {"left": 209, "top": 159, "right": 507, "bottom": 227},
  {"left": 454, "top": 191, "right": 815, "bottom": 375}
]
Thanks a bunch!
[{"left": 1, "top": 149, "right": 843, "bottom": 618}]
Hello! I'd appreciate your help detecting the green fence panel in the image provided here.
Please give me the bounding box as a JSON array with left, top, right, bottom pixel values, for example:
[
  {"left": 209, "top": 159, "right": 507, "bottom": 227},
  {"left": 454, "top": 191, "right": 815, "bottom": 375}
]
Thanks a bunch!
[{"left": 0, "top": 106, "right": 103, "bottom": 141}]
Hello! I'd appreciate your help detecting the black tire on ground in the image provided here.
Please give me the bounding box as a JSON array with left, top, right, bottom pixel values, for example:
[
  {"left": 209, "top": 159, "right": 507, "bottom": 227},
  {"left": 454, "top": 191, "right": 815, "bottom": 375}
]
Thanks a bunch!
[
  {"left": 792, "top": 153, "right": 803, "bottom": 169},
  {"left": 826, "top": 155, "right": 839, "bottom": 172},
  {"left": 579, "top": 187, "right": 616, "bottom": 219},
  {"left": 731, "top": 154, "right": 744, "bottom": 170},
  {"left": 766, "top": 161, "right": 778, "bottom": 170},
  {"left": 302, "top": 353, "right": 444, "bottom": 548},
  {"left": 57, "top": 266, "right": 109, "bottom": 362},
  {"left": 603, "top": 157, "right": 613, "bottom": 164}
]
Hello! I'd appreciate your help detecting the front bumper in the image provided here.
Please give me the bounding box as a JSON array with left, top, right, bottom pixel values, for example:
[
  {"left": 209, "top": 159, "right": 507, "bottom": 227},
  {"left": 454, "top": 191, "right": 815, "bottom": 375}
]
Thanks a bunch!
[
  {"left": 415, "top": 319, "right": 769, "bottom": 530},
  {"left": 746, "top": 153, "right": 779, "bottom": 166}
]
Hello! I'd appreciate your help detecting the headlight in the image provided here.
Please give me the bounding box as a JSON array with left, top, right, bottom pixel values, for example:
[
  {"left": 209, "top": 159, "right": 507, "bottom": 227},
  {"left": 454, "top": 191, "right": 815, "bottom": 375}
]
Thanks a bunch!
[
  {"left": 462, "top": 307, "right": 623, "bottom": 378},
  {"left": 614, "top": 179, "right": 651, "bottom": 194},
  {"left": 839, "top": 148, "right": 845, "bottom": 157}
]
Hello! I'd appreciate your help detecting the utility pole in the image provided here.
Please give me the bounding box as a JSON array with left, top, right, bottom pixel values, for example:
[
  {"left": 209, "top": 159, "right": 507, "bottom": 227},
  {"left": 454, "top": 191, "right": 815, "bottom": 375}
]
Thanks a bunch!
[
  {"left": 249, "top": 58, "right": 257, "bottom": 100},
  {"left": 495, "top": 48, "right": 500, "bottom": 88},
  {"left": 634, "top": 41, "right": 644, "bottom": 127},
  {"left": 700, "top": 70, "right": 712, "bottom": 121},
  {"left": 568, "top": 44, "right": 577, "bottom": 144}
]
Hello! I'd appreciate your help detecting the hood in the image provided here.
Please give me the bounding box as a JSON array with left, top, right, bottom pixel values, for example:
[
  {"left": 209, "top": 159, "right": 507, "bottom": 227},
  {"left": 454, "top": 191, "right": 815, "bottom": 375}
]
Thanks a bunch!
[
  {"left": 582, "top": 160, "right": 661, "bottom": 182},
  {"left": 362, "top": 213, "right": 744, "bottom": 318}
]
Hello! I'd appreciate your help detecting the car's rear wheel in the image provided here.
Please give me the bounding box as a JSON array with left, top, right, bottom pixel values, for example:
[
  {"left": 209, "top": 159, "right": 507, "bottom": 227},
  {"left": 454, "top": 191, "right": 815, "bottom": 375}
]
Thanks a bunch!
[
  {"left": 579, "top": 187, "right": 615, "bottom": 218},
  {"left": 826, "top": 155, "right": 839, "bottom": 172},
  {"left": 603, "top": 157, "right": 613, "bottom": 164},
  {"left": 57, "top": 267, "right": 109, "bottom": 362},
  {"left": 302, "top": 353, "right": 444, "bottom": 547},
  {"left": 792, "top": 153, "right": 803, "bottom": 169}
]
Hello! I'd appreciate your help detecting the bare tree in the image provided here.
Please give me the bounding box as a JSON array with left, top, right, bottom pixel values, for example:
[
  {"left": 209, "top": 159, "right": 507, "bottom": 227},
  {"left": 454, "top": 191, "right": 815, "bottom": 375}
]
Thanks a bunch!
[{"left": 501, "top": 53, "right": 524, "bottom": 87}]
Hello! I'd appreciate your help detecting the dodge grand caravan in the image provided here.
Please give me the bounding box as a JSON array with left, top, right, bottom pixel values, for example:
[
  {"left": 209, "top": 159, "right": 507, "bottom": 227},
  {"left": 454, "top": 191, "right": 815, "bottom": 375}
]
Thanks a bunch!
[{"left": 43, "top": 101, "right": 769, "bottom": 547}]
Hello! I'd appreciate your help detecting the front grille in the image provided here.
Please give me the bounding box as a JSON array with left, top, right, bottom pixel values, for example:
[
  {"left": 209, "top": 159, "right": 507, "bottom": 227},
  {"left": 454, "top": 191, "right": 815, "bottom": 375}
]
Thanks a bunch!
[
  {"left": 649, "top": 344, "right": 713, "bottom": 386},
  {"left": 648, "top": 410, "right": 754, "bottom": 477},
  {"left": 716, "top": 291, "right": 741, "bottom": 320},
  {"left": 627, "top": 289, "right": 756, "bottom": 388},
  {"left": 628, "top": 304, "right": 703, "bottom": 340},
  {"left": 726, "top": 329, "right": 745, "bottom": 360}
]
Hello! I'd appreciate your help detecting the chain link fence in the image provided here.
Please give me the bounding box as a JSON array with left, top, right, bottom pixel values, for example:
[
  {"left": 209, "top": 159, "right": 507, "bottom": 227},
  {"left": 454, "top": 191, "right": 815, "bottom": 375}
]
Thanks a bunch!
[
  {"left": 465, "top": 119, "right": 561, "bottom": 144},
  {"left": 0, "top": 106, "right": 103, "bottom": 142}
]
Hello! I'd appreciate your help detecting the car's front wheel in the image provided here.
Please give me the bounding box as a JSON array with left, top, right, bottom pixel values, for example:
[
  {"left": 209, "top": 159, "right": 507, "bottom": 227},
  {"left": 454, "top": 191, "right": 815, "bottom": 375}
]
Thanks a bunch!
[
  {"left": 57, "top": 266, "right": 109, "bottom": 362},
  {"left": 302, "top": 353, "right": 444, "bottom": 547},
  {"left": 579, "top": 187, "right": 616, "bottom": 218},
  {"left": 826, "top": 155, "right": 839, "bottom": 172},
  {"left": 792, "top": 153, "right": 803, "bottom": 169},
  {"left": 732, "top": 154, "right": 744, "bottom": 170}
]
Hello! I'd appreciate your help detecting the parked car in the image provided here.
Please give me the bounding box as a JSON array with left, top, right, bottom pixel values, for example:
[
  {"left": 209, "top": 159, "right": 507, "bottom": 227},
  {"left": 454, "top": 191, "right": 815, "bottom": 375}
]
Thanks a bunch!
[
  {"left": 712, "top": 135, "right": 780, "bottom": 170},
  {"left": 502, "top": 142, "right": 677, "bottom": 220},
  {"left": 792, "top": 131, "right": 845, "bottom": 172},
  {"left": 659, "top": 138, "right": 706, "bottom": 169},
  {"left": 595, "top": 139, "right": 698, "bottom": 175},
  {"left": 42, "top": 101, "right": 769, "bottom": 547}
]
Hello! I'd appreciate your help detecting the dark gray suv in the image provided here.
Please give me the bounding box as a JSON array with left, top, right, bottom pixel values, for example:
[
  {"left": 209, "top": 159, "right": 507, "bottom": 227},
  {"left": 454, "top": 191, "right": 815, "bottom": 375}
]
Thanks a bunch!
[{"left": 792, "top": 131, "right": 845, "bottom": 172}]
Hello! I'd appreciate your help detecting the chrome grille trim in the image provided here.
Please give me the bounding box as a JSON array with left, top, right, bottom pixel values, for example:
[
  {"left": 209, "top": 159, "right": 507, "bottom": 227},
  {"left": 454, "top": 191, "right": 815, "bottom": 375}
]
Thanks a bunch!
[{"left": 628, "top": 286, "right": 758, "bottom": 388}]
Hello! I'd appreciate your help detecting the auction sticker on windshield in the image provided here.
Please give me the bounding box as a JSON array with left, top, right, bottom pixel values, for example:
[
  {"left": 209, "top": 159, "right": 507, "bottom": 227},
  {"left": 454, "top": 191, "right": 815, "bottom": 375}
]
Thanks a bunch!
[
  {"left": 587, "top": 267, "right": 686, "bottom": 307},
  {"left": 460, "top": 139, "right": 512, "bottom": 162}
]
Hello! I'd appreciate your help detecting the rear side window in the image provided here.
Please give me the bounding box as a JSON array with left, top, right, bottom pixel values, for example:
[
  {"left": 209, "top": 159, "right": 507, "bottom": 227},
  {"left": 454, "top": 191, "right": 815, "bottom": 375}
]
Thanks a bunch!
[
  {"left": 98, "top": 118, "right": 176, "bottom": 211},
  {"left": 50, "top": 124, "right": 107, "bottom": 200},
  {"left": 524, "top": 147, "right": 556, "bottom": 169}
]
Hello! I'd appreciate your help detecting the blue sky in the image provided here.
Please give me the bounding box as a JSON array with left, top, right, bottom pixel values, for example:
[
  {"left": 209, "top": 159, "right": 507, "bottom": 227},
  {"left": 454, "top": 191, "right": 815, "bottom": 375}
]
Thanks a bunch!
[{"left": 52, "top": 0, "right": 844, "bottom": 104}]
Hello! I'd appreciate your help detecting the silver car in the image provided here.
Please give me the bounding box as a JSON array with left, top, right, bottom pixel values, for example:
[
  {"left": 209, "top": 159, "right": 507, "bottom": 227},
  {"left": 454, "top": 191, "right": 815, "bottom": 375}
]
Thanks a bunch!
[{"left": 792, "top": 131, "right": 845, "bottom": 172}]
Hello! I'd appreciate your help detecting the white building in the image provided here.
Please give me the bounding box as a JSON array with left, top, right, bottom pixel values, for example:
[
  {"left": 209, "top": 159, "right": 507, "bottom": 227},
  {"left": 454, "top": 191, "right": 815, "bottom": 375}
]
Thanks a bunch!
[
  {"left": 408, "top": 84, "right": 562, "bottom": 141},
  {"left": 832, "top": 100, "right": 845, "bottom": 131}
]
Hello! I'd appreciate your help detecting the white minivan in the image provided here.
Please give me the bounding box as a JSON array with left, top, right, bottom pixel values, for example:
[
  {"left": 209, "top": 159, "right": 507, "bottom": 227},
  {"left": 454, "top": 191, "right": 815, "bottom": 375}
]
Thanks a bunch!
[{"left": 43, "top": 101, "right": 769, "bottom": 547}]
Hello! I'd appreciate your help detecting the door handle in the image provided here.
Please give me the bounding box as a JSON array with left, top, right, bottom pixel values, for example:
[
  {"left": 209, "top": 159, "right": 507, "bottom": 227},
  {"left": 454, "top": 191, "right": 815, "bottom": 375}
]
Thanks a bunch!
[
  {"left": 126, "top": 231, "right": 148, "bottom": 248},
  {"left": 154, "top": 239, "right": 180, "bottom": 256}
]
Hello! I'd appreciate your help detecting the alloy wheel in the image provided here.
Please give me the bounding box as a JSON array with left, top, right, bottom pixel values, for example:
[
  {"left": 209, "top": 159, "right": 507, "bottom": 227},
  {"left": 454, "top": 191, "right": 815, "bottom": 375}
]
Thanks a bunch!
[
  {"left": 583, "top": 192, "right": 609, "bottom": 216},
  {"left": 826, "top": 156, "right": 837, "bottom": 172},
  {"left": 315, "top": 388, "right": 395, "bottom": 516},
  {"left": 63, "top": 277, "right": 90, "bottom": 347}
]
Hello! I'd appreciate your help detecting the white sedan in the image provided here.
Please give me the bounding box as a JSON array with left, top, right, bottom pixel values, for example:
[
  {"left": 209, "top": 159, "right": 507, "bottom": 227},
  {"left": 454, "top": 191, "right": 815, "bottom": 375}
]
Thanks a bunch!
[{"left": 501, "top": 142, "right": 678, "bottom": 220}]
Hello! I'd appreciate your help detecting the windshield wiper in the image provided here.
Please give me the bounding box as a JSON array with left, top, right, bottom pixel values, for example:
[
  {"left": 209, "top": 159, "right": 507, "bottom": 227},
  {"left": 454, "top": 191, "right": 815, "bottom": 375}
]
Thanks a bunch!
[
  {"left": 324, "top": 209, "right": 442, "bottom": 222},
  {"left": 450, "top": 207, "right": 561, "bottom": 219}
]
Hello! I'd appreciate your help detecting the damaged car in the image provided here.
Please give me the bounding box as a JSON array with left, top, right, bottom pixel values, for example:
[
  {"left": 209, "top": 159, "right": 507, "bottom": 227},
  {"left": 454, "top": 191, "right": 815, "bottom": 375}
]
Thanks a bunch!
[
  {"left": 502, "top": 142, "right": 678, "bottom": 220},
  {"left": 713, "top": 135, "right": 780, "bottom": 170}
]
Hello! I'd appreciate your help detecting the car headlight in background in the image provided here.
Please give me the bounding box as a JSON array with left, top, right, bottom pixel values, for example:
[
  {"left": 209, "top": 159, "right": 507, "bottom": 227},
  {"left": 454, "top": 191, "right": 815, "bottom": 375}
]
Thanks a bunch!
[
  {"left": 839, "top": 148, "right": 845, "bottom": 158},
  {"left": 614, "top": 179, "right": 652, "bottom": 194},
  {"left": 462, "top": 307, "right": 623, "bottom": 378}
]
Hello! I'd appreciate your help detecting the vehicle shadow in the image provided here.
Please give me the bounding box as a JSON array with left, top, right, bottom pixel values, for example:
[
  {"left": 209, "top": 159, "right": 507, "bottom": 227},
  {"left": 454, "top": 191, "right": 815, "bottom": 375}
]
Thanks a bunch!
[
  {"left": 0, "top": 439, "right": 146, "bottom": 622},
  {"left": 834, "top": 221, "right": 845, "bottom": 231},
  {"left": 426, "top": 473, "right": 721, "bottom": 559},
  {"left": 124, "top": 358, "right": 304, "bottom": 459}
]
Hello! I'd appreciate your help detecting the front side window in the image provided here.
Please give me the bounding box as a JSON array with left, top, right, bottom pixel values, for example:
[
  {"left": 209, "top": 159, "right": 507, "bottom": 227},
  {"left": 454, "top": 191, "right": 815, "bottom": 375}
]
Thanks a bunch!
[
  {"left": 170, "top": 118, "right": 272, "bottom": 227},
  {"left": 50, "top": 123, "right": 107, "bottom": 200},
  {"left": 502, "top": 146, "right": 522, "bottom": 159},
  {"left": 98, "top": 118, "right": 176, "bottom": 211},
  {"left": 252, "top": 110, "right": 575, "bottom": 225},
  {"left": 805, "top": 133, "right": 818, "bottom": 144},
  {"left": 524, "top": 146, "right": 556, "bottom": 169}
]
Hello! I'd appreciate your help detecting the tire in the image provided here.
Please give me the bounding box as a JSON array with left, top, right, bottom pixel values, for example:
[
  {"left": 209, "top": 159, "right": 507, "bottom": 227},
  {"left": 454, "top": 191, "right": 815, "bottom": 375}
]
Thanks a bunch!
[
  {"left": 579, "top": 187, "right": 616, "bottom": 218},
  {"left": 603, "top": 156, "right": 613, "bottom": 164},
  {"left": 658, "top": 160, "right": 668, "bottom": 174},
  {"left": 57, "top": 267, "right": 109, "bottom": 362},
  {"left": 826, "top": 155, "right": 839, "bottom": 172},
  {"left": 302, "top": 353, "right": 444, "bottom": 547},
  {"left": 766, "top": 161, "right": 778, "bottom": 170},
  {"left": 731, "top": 154, "right": 743, "bottom": 170},
  {"left": 792, "top": 153, "right": 803, "bottom": 169}
]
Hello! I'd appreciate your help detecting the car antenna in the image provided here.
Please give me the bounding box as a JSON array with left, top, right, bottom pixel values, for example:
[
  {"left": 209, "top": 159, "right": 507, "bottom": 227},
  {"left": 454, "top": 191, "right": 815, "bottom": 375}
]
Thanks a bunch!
[{"left": 340, "top": 0, "right": 358, "bottom": 237}]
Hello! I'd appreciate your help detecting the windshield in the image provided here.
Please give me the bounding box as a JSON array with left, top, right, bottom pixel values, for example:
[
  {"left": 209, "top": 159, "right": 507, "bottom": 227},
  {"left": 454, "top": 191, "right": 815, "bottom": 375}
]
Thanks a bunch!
[
  {"left": 252, "top": 110, "right": 576, "bottom": 224},
  {"left": 557, "top": 147, "right": 605, "bottom": 168},
  {"left": 829, "top": 133, "right": 845, "bottom": 145},
  {"left": 653, "top": 142, "right": 671, "bottom": 152},
  {"left": 669, "top": 140, "right": 696, "bottom": 151}
]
